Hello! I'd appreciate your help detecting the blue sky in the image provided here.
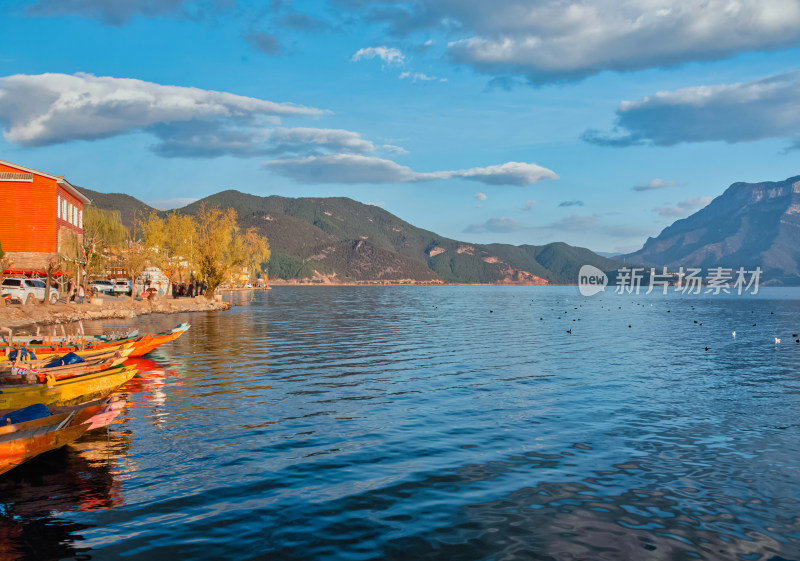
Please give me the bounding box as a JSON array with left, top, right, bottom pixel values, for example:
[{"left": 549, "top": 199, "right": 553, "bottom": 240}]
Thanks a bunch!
[{"left": 1, "top": 0, "right": 799, "bottom": 254}]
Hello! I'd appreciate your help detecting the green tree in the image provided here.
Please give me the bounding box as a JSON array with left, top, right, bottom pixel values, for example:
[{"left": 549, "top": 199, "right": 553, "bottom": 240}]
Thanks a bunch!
[
  {"left": 164, "top": 213, "right": 198, "bottom": 285},
  {"left": 141, "top": 211, "right": 199, "bottom": 288},
  {"left": 124, "top": 241, "right": 151, "bottom": 302},
  {"left": 243, "top": 227, "right": 271, "bottom": 282},
  {"left": 82, "top": 206, "right": 129, "bottom": 281},
  {"left": 194, "top": 204, "right": 238, "bottom": 299}
]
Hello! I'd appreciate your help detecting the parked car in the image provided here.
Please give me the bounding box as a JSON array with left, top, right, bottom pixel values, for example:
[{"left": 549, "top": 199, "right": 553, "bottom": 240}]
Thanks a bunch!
[
  {"left": 1, "top": 277, "right": 59, "bottom": 305},
  {"left": 113, "top": 279, "right": 132, "bottom": 295},
  {"left": 88, "top": 279, "right": 115, "bottom": 295}
]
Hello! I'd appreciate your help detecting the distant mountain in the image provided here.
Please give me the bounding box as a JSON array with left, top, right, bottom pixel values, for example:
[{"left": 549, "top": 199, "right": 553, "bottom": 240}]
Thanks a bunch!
[
  {"left": 79, "top": 187, "right": 156, "bottom": 233},
  {"left": 86, "top": 188, "right": 622, "bottom": 284},
  {"left": 623, "top": 174, "right": 800, "bottom": 284},
  {"left": 595, "top": 251, "right": 621, "bottom": 259},
  {"left": 176, "top": 190, "right": 622, "bottom": 284}
]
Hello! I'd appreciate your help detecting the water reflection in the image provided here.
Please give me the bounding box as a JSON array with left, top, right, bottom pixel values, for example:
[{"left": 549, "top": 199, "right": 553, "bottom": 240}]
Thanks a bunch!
[
  {"left": 0, "top": 429, "right": 128, "bottom": 560},
  {"left": 4, "top": 287, "right": 800, "bottom": 560},
  {"left": 0, "top": 353, "right": 175, "bottom": 560}
]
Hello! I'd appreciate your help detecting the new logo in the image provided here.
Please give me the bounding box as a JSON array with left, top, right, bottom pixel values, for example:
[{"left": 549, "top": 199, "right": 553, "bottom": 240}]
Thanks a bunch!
[{"left": 578, "top": 265, "right": 607, "bottom": 296}]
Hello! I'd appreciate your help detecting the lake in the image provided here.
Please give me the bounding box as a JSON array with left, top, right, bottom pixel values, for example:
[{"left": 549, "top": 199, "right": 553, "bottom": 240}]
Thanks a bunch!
[{"left": 2, "top": 286, "right": 799, "bottom": 560}]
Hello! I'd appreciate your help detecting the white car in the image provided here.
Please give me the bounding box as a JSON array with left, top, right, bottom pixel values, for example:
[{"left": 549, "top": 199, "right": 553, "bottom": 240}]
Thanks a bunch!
[
  {"left": 1, "top": 277, "right": 59, "bottom": 305},
  {"left": 113, "top": 279, "right": 132, "bottom": 295},
  {"left": 88, "top": 279, "right": 115, "bottom": 295}
]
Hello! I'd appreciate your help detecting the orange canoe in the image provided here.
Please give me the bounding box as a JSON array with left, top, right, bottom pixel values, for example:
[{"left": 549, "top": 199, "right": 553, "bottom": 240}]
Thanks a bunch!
[
  {"left": 0, "top": 398, "right": 127, "bottom": 475},
  {"left": 1, "top": 323, "right": 190, "bottom": 359}
]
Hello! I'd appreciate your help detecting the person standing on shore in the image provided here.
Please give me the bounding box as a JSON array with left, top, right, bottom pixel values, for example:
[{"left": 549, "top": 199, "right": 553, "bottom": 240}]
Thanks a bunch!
[{"left": 77, "top": 284, "right": 84, "bottom": 304}]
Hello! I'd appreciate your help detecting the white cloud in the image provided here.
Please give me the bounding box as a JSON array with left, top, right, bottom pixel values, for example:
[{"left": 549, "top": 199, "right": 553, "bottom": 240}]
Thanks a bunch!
[
  {"left": 343, "top": 0, "right": 800, "bottom": 83},
  {"left": 352, "top": 46, "right": 406, "bottom": 66},
  {"left": 381, "top": 144, "right": 409, "bottom": 155},
  {"left": 523, "top": 200, "right": 536, "bottom": 211},
  {"left": 263, "top": 154, "right": 559, "bottom": 186},
  {"left": 456, "top": 161, "right": 559, "bottom": 186},
  {"left": 584, "top": 70, "right": 800, "bottom": 147},
  {"left": 463, "top": 217, "right": 524, "bottom": 234},
  {"left": 535, "top": 214, "right": 651, "bottom": 238},
  {"left": 399, "top": 71, "right": 439, "bottom": 82},
  {"left": 0, "top": 73, "right": 323, "bottom": 147},
  {"left": 474, "top": 192, "right": 487, "bottom": 200},
  {"left": 653, "top": 196, "right": 713, "bottom": 217},
  {"left": 266, "top": 128, "right": 375, "bottom": 154},
  {"left": 265, "top": 154, "right": 443, "bottom": 183},
  {"left": 633, "top": 178, "right": 676, "bottom": 191}
]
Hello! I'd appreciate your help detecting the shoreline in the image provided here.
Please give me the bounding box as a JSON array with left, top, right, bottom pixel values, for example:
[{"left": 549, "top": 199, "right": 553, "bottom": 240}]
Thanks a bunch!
[{"left": 0, "top": 296, "right": 231, "bottom": 331}]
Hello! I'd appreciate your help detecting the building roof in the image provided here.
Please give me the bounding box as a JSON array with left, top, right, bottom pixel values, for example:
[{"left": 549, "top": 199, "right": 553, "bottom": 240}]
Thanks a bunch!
[{"left": 0, "top": 159, "right": 91, "bottom": 205}]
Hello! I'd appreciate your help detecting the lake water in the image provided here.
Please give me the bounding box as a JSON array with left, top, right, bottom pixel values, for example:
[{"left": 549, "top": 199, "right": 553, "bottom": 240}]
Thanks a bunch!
[{"left": 2, "top": 286, "right": 800, "bottom": 560}]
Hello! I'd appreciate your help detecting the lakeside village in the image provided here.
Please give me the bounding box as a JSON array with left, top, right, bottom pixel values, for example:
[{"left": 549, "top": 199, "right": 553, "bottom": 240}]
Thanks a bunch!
[
  {"left": 0, "top": 159, "right": 272, "bottom": 330},
  {"left": 0, "top": 159, "right": 273, "bottom": 475}
]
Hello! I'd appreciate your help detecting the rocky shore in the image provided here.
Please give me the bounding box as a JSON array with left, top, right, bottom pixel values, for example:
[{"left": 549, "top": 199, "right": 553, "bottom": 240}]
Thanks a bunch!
[{"left": 0, "top": 296, "right": 231, "bottom": 330}]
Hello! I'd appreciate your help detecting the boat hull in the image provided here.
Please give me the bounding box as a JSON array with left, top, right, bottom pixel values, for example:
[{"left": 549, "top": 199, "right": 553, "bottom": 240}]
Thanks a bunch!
[
  {"left": 1, "top": 323, "right": 190, "bottom": 360},
  {"left": 0, "top": 366, "right": 137, "bottom": 410},
  {"left": 0, "top": 423, "right": 89, "bottom": 475}
]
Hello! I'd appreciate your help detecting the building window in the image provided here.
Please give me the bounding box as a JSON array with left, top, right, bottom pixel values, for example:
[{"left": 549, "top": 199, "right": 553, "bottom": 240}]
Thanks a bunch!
[
  {"left": 79, "top": 209, "right": 83, "bottom": 229},
  {"left": 62, "top": 199, "right": 67, "bottom": 221},
  {"left": 57, "top": 195, "right": 61, "bottom": 219}
]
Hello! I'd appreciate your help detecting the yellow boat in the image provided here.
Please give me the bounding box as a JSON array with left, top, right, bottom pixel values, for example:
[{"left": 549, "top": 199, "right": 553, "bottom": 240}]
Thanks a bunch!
[{"left": 0, "top": 366, "right": 137, "bottom": 409}]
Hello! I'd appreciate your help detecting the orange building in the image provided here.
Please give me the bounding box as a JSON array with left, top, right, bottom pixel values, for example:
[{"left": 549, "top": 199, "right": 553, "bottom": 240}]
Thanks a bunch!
[{"left": 0, "top": 159, "right": 89, "bottom": 271}]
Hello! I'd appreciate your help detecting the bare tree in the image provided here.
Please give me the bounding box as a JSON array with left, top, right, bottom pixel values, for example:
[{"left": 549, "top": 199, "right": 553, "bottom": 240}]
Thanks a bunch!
[
  {"left": 44, "top": 257, "right": 61, "bottom": 306},
  {"left": 0, "top": 240, "right": 10, "bottom": 308}
]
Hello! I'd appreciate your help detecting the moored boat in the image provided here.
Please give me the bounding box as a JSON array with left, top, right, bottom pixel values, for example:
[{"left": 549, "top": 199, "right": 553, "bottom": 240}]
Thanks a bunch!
[
  {"left": 0, "top": 365, "right": 137, "bottom": 410},
  {"left": 0, "top": 323, "right": 190, "bottom": 360},
  {"left": 0, "top": 397, "right": 126, "bottom": 475},
  {"left": 0, "top": 342, "right": 134, "bottom": 364},
  {"left": 0, "top": 354, "right": 129, "bottom": 384}
]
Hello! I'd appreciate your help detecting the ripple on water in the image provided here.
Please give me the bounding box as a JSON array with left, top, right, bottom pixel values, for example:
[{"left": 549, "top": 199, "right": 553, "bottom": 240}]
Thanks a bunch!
[{"left": 3, "top": 286, "right": 800, "bottom": 560}]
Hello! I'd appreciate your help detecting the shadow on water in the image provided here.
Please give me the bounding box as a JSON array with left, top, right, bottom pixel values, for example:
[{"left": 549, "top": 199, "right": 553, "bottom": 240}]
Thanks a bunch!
[{"left": 0, "top": 428, "right": 129, "bottom": 561}]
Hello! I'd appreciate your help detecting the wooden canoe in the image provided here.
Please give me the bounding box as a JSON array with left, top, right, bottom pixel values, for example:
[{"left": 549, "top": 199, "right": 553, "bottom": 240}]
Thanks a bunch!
[
  {"left": 0, "top": 323, "right": 190, "bottom": 359},
  {"left": 127, "top": 323, "right": 190, "bottom": 357},
  {"left": 0, "top": 342, "right": 134, "bottom": 364},
  {"left": 0, "top": 398, "right": 126, "bottom": 475},
  {"left": 0, "top": 355, "right": 128, "bottom": 384},
  {"left": 0, "top": 366, "right": 137, "bottom": 410},
  {"left": 0, "top": 421, "right": 89, "bottom": 475}
]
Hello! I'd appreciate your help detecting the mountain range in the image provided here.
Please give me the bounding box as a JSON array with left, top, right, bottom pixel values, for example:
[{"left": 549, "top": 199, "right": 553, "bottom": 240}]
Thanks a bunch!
[
  {"left": 81, "top": 172, "right": 800, "bottom": 285},
  {"left": 623, "top": 174, "right": 800, "bottom": 284},
  {"left": 79, "top": 187, "right": 622, "bottom": 284}
]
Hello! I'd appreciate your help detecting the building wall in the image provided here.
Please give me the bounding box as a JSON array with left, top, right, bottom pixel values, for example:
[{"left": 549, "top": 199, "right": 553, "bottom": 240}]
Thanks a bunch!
[
  {"left": 55, "top": 184, "right": 84, "bottom": 253},
  {"left": 0, "top": 162, "right": 84, "bottom": 269},
  {"left": 4, "top": 251, "right": 60, "bottom": 270},
  {"left": 0, "top": 163, "right": 59, "bottom": 254}
]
